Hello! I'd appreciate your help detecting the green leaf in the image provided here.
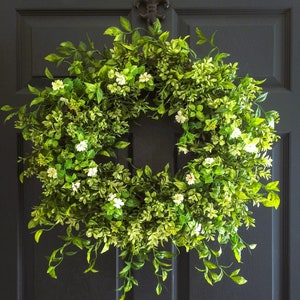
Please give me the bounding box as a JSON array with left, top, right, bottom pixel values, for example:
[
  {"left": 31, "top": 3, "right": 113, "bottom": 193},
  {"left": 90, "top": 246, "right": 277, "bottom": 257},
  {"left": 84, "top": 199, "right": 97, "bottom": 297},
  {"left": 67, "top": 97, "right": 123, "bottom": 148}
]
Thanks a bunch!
[
  {"left": 0, "top": 105, "right": 13, "bottom": 112},
  {"left": 144, "top": 165, "right": 152, "bottom": 177},
  {"left": 157, "top": 103, "right": 165, "bottom": 114},
  {"left": 159, "top": 31, "right": 169, "bottom": 42},
  {"left": 28, "top": 219, "right": 37, "bottom": 229},
  {"left": 136, "top": 169, "right": 143, "bottom": 178},
  {"left": 45, "top": 67, "right": 53, "bottom": 79},
  {"left": 174, "top": 180, "right": 187, "bottom": 191},
  {"left": 104, "top": 26, "right": 123, "bottom": 37},
  {"left": 230, "top": 275, "right": 247, "bottom": 285},
  {"left": 115, "top": 141, "right": 130, "bottom": 149},
  {"left": 233, "top": 248, "right": 241, "bottom": 263},
  {"left": 203, "top": 259, "right": 217, "bottom": 269},
  {"left": 265, "top": 181, "right": 280, "bottom": 192},
  {"left": 60, "top": 41, "right": 75, "bottom": 49},
  {"left": 195, "top": 27, "right": 207, "bottom": 45},
  {"left": 255, "top": 92, "right": 268, "bottom": 103},
  {"left": 47, "top": 266, "right": 57, "bottom": 279},
  {"left": 30, "top": 97, "right": 44, "bottom": 107},
  {"left": 120, "top": 17, "right": 132, "bottom": 32},
  {"left": 125, "top": 198, "right": 140, "bottom": 208},
  {"left": 155, "top": 283, "right": 162, "bottom": 295},
  {"left": 101, "top": 243, "right": 110, "bottom": 254},
  {"left": 263, "top": 191, "right": 280, "bottom": 209},
  {"left": 155, "top": 251, "right": 175, "bottom": 259},
  {"left": 28, "top": 84, "right": 40, "bottom": 96},
  {"left": 34, "top": 229, "right": 44, "bottom": 243},
  {"left": 230, "top": 269, "right": 240, "bottom": 277},
  {"left": 45, "top": 53, "right": 63, "bottom": 62}
]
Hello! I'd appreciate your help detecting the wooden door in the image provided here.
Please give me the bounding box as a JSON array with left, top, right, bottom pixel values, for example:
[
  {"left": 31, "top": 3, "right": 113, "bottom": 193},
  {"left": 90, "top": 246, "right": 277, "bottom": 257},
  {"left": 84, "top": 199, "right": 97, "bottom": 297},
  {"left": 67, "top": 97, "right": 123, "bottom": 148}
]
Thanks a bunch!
[{"left": 0, "top": 0, "right": 299, "bottom": 299}]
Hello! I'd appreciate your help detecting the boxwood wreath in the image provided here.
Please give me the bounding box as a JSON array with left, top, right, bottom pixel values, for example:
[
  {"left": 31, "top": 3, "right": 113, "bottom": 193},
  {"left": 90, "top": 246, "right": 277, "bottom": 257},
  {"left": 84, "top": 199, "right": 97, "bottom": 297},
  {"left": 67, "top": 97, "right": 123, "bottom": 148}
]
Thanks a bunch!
[{"left": 2, "top": 18, "right": 280, "bottom": 298}]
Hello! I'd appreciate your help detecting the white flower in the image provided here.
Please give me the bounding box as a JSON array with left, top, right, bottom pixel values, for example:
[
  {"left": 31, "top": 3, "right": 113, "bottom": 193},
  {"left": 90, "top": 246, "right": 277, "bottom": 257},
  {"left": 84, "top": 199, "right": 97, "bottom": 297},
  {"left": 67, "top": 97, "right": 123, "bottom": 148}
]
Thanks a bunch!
[
  {"left": 115, "top": 73, "right": 126, "bottom": 85},
  {"left": 47, "top": 167, "right": 57, "bottom": 179},
  {"left": 72, "top": 181, "right": 80, "bottom": 192},
  {"left": 113, "top": 198, "right": 124, "bottom": 209},
  {"left": 87, "top": 167, "right": 98, "bottom": 177},
  {"left": 204, "top": 157, "right": 214, "bottom": 165},
  {"left": 108, "top": 193, "right": 125, "bottom": 209},
  {"left": 194, "top": 223, "right": 202, "bottom": 235},
  {"left": 244, "top": 143, "right": 258, "bottom": 153},
  {"left": 75, "top": 141, "right": 88, "bottom": 152},
  {"left": 230, "top": 127, "right": 241, "bottom": 139},
  {"left": 52, "top": 79, "right": 64, "bottom": 91},
  {"left": 173, "top": 193, "right": 184, "bottom": 205},
  {"left": 139, "top": 72, "right": 152, "bottom": 83},
  {"left": 59, "top": 97, "right": 69, "bottom": 104},
  {"left": 175, "top": 111, "right": 187, "bottom": 124},
  {"left": 178, "top": 146, "right": 188, "bottom": 154},
  {"left": 186, "top": 173, "right": 195, "bottom": 185}
]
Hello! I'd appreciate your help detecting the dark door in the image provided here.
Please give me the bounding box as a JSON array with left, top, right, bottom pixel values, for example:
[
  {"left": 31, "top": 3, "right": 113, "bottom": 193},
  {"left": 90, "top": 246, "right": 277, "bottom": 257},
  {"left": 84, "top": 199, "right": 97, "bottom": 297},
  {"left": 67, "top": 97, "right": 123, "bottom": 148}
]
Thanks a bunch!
[{"left": 1, "top": 1, "right": 299, "bottom": 299}]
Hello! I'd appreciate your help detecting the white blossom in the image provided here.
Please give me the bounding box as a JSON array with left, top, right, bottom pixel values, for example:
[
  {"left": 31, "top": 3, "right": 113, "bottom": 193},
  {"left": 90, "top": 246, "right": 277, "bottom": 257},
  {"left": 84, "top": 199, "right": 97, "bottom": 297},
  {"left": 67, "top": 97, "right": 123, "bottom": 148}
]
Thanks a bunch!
[
  {"left": 230, "top": 127, "right": 241, "bottom": 139},
  {"left": 113, "top": 198, "right": 124, "bottom": 209},
  {"left": 173, "top": 193, "right": 184, "bottom": 205},
  {"left": 59, "top": 97, "right": 69, "bottom": 105},
  {"left": 186, "top": 173, "right": 195, "bottom": 185},
  {"left": 72, "top": 181, "right": 80, "bottom": 192},
  {"left": 108, "top": 193, "right": 125, "bottom": 209},
  {"left": 87, "top": 167, "right": 98, "bottom": 177},
  {"left": 139, "top": 72, "right": 152, "bottom": 83},
  {"left": 47, "top": 167, "right": 57, "bottom": 179},
  {"left": 52, "top": 79, "right": 64, "bottom": 91},
  {"left": 75, "top": 141, "right": 88, "bottom": 152},
  {"left": 175, "top": 111, "right": 187, "bottom": 124},
  {"left": 178, "top": 146, "right": 188, "bottom": 154},
  {"left": 115, "top": 73, "right": 126, "bottom": 85},
  {"left": 194, "top": 223, "right": 202, "bottom": 235},
  {"left": 244, "top": 143, "right": 258, "bottom": 153},
  {"left": 204, "top": 157, "right": 214, "bottom": 165}
]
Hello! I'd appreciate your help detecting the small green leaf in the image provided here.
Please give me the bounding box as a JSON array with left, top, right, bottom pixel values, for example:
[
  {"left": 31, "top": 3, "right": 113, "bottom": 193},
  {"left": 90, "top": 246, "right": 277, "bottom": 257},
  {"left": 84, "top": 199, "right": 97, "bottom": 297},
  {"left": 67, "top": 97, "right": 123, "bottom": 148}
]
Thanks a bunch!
[
  {"left": 136, "top": 169, "right": 143, "bottom": 178},
  {"left": 45, "top": 53, "right": 62, "bottom": 62},
  {"left": 157, "top": 103, "right": 165, "bottom": 114},
  {"left": 120, "top": 17, "right": 132, "bottom": 32},
  {"left": 34, "top": 229, "right": 44, "bottom": 243},
  {"left": 28, "top": 219, "right": 37, "bottom": 229},
  {"left": 101, "top": 243, "right": 110, "bottom": 254},
  {"left": 47, "top": 266, "right": 57, "bottom": 279},
  {"left": 28, "top": 84, "right": 40, "bottom": 96},
  {"left": 0, "top": 105, "right": 13, "bottom": 112},
  {"left": 265, "top": 181, "right": 280, "bottom": 192},
  {"left": 230, "top": 269, "right": 241, "bottom": 277},
  {"left": 104, "top": 27, "right": 123, "bottom": 37},
  {"left": 203, "top": 259, "right": 217, "bottom": 270},
  {"left": 115, "top": 141, "right": 130, "bottom": 149},
  {"left": 45, "top": 67, "right": 53, "bottom": 79},
  {"left": 255, "top": 92, "right": 268, "bottom": 103},
  {"left": 230, "top": 275, "right": 247, "bottom": 285},
  {"left": 263, "top": 191, "right": 280, "bottom": 209},
  {"left": 144, "top": 165, "right": 152, "bottom": 177},
  {"left": 174, "top": 180, "right": 187, "bottom": 191},
  {"left": 30, "top": 97, "right": 44, "bottom": 107},
  {"left": 155, "top": 283, "right": 162, "bottom": 295}
]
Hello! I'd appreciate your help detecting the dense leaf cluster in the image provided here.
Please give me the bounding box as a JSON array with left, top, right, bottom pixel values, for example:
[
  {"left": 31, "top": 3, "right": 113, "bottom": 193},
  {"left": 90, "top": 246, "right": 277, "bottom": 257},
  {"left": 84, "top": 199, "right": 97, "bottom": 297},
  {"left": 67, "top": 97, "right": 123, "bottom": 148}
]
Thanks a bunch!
[{"left": 1, "top": 17, "right": 280, "bottom": 298}]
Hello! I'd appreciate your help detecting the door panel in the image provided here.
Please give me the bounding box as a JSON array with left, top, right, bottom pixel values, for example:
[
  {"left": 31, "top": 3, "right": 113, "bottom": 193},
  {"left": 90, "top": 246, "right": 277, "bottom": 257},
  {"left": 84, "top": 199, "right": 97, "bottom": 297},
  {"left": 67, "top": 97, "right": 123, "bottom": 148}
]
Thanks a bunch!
[{"left": 1, "top": 0, "right": 299, "bottom": 299}]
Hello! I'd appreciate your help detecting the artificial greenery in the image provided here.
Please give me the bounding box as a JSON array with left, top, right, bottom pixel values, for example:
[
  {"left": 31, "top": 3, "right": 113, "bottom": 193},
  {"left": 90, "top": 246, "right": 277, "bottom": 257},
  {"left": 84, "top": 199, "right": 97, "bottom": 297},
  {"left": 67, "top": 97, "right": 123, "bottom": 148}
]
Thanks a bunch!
[{"left": 1, "top": 17, "right": 280, "bottom": 298}]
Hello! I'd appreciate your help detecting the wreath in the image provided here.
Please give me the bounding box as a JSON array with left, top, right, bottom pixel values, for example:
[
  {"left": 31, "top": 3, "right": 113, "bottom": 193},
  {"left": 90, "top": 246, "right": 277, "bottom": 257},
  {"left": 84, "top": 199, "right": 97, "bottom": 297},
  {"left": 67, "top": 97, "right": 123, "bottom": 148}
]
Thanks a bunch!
[{"left": 1, "top": 17, "right": 280, "bottom": 298}]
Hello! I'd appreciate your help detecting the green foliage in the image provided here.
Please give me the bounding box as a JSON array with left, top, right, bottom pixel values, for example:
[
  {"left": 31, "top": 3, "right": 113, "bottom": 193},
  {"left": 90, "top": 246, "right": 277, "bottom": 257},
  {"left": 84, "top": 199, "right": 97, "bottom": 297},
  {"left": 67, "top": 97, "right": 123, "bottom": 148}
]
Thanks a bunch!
[{"left": 1, "top": 17, "right": 280, "bottom": 298}]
